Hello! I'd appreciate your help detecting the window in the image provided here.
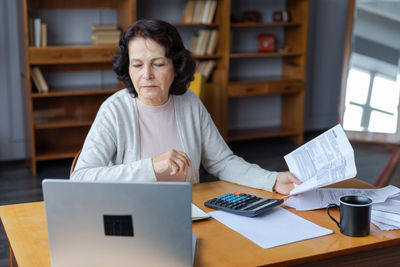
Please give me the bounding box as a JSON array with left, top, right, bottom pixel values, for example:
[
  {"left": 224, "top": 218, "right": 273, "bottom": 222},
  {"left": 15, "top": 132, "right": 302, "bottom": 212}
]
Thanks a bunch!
[{"left": 343, "top": 67, "right": 399, "bottom": 134}]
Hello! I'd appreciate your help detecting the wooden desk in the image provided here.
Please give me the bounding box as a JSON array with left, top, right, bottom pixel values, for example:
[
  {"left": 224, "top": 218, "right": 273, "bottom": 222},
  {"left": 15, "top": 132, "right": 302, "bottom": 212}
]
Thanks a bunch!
[{"left": 1, "top": 179, "right": 400, "bottom": 266}]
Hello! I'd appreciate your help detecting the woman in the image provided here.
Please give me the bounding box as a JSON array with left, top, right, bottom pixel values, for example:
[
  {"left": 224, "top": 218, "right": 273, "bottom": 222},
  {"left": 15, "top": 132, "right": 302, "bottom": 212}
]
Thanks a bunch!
[{"left": 71, "top": 19, "right": 300, "bottom": 195}]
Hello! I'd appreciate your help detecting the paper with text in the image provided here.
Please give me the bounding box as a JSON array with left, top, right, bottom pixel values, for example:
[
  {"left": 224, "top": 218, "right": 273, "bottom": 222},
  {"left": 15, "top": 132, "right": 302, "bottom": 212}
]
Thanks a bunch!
[
  {"left": 284, "top": 186, "right": 400, "bottom": 211},
  {"left": 284, "top": 124, "right": 356, "bottom": 196},
  {"left": 209, "top": 207, "right": 333, "bottom": 249}
]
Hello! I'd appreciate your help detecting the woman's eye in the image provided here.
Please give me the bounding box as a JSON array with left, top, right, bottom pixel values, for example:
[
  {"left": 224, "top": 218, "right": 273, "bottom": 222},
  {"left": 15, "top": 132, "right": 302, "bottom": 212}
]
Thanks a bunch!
[
  {"left": 153, "top": 63, "right": 165, "bottom": 67},
  {"left": 132, "top": 64, "right": 142, "bottom": 68}
]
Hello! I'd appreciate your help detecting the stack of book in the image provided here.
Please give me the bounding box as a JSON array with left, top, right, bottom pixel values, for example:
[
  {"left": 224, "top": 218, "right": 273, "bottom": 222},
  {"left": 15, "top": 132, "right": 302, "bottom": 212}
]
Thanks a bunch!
[
  {"left": 195, "top": 60, "right": 216, "bottom": 81},
  {"left": 31, "top": 66, "right": 49, "bottom": 93},
  {"left": 91, "top": 25, "right": 121, "bottom": 45},
  {"left": 189, "top": 29, "right": 218, "bottom": 56},
  {"left": 28, "top": 18, "right": 47, "bottom": 47},
  {"left": 183, "top": 0, "right": 217, "bottom": 24}
]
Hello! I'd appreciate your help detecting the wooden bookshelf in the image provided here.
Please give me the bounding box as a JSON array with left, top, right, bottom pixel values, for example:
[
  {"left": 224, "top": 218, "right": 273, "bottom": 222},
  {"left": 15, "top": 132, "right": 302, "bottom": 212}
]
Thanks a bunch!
[
  {"left": 225, "top": 0, "right": 309, "bottom": 144},
  {"left": 19, "top": 0, "right": 135, "bottom": 174}
]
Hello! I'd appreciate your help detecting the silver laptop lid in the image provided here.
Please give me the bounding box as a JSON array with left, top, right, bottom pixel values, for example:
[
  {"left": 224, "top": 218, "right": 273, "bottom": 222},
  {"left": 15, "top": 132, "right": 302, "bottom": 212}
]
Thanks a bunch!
[{"left": 42, "top": 179, "right": 192, "bottom": 267}]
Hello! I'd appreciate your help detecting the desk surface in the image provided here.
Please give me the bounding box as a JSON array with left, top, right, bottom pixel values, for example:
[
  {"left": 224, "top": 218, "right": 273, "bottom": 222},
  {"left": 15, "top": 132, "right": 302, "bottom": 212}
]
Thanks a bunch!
[{"left": 1, "top": 179, "right": 400, "bottom": 266}]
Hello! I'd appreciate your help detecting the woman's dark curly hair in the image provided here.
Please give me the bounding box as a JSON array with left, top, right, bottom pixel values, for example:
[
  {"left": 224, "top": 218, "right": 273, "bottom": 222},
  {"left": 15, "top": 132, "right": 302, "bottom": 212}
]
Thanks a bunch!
[{"left": 112, "top": 19, "right": 196, "bottom": 97}]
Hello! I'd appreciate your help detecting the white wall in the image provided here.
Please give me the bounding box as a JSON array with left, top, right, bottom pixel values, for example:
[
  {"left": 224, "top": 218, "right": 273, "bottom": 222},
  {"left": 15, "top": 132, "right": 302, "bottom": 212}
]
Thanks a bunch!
[{"left": 0, "top": 0, "right": 350, "bottom": 161}]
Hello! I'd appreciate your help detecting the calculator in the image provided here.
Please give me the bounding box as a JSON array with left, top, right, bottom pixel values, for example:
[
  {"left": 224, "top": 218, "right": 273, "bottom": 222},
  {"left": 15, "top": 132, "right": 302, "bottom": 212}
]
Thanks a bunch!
[{"left": 204, "top": 192, "right": 283, "bottom": 217}]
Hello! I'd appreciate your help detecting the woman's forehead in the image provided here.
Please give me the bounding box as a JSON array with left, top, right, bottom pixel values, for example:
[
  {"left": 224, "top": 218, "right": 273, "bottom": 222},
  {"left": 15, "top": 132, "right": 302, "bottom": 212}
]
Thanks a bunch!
[{"left": 128, "top": 37, "right": 166, "bottom": 58}]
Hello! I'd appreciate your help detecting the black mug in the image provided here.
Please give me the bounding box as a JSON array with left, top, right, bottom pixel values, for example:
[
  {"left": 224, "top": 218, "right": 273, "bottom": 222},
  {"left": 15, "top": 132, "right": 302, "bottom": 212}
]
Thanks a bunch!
[{"left": 326, "top": 195, "right": 372, "bottom": 237}]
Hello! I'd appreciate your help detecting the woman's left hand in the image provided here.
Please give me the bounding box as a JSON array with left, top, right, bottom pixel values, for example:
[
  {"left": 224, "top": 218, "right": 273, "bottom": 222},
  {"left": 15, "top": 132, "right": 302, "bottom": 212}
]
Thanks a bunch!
[{"left": 273, "top": 171, "right": 302, "bottom": 195}]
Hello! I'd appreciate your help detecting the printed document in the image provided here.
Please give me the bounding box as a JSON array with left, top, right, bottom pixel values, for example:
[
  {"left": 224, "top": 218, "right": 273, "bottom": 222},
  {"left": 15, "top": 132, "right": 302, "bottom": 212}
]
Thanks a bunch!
[
  {"left": 284, "top": 124, "right": 356, "bottom": 196},
  {"left": 284, "top": 185, "right": 400, "bottom": 211},
  {"left": 209, "top": 207, "right": 332, "bottom": 249}
]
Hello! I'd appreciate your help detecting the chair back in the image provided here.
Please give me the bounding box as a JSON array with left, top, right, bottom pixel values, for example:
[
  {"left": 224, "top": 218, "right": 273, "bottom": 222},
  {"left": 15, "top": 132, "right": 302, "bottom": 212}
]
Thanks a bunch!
[{"left": 70, "top": 149, "right": 81, "bottom": 176}]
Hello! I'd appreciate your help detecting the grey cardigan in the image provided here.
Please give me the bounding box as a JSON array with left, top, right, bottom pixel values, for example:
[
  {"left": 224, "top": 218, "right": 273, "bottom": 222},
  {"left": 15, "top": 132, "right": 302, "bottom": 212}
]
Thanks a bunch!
[{"left": 71, "top": 89, "right": 278, "bottom": 192}]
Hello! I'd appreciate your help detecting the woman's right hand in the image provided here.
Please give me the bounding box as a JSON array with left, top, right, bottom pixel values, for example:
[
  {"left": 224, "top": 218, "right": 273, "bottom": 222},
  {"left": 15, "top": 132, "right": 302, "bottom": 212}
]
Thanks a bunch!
[{"left": 152, "top": 149, "right": 192, "bottom": 176}]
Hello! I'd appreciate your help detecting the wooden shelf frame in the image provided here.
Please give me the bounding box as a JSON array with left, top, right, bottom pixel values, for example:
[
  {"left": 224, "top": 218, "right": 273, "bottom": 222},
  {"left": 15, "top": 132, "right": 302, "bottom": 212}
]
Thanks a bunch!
[
  {"left": 29, "top": 45, "right": 120, "bottom": 64},
  {"left": 228, "top": 125, "right": 300, "bottom": 142},
  {"left": 31, "top": 86, "right": 120, "bottom": 98},
  {"left": 34, "top": 118, "right": 94, "bottom": 129},
  {"left": 231, "top": 22, "right": 301, "bottom": 28}
]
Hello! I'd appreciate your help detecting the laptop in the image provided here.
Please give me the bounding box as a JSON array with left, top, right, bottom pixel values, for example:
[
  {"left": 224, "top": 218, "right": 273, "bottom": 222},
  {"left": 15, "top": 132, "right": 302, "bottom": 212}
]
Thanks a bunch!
[{"left": 42, "top": 179, "right": 195, "bottom": 267}]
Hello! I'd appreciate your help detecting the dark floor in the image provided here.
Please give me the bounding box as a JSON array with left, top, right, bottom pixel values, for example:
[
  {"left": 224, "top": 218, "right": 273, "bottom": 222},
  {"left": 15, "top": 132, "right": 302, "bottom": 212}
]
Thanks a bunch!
[{"left": 0, "top": 131, "right": 396, "bottom": 266}]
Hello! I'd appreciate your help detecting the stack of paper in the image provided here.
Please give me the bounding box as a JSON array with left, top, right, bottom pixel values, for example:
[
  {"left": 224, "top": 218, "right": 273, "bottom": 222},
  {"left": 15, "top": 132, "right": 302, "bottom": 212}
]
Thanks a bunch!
[{"left": 371, "top": 194, "right": 400, "bottom": 230}]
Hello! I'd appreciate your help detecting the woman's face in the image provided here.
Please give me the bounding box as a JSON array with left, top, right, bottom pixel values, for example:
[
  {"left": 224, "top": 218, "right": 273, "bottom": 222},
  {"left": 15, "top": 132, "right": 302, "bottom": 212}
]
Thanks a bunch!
[{"left": 128, "top": 37, "right": 175, "bottom": 106}]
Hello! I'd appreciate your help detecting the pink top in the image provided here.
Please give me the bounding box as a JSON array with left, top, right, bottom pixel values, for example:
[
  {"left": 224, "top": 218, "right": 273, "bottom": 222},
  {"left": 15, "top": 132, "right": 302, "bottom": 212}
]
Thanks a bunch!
[{"left": 136, "top": 96, "right": 186, "bottom": 181}]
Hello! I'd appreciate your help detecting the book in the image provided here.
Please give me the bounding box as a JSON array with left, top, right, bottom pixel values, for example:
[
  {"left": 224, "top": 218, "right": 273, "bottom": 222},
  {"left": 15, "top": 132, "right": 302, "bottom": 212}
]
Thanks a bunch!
[
  {"left": 28, "top": 18, "right": 34, "bottom": 46},
  {"left": 189, "top": 34, "right": 199, "bottom": 53},
  {"left": 194, "top": 30, "right": 205, "bottom": 55},
  {"left": 91, "top": 28, "right": 121, "bottom": 45},
  {"left": 192, "top": 0, "right": 206, "bottom": 23},
  {"left": 195, "top": 60, "right": 216, "bottom": 81},
  {"left": 202, "top": 60, "right": 216, "bottom": 80},
  {"left": 201, "top": 0, "right": 212, "bottom": 24},
  {"left": 31, "top": 67, "right": 48, "bottom": 93},
  {"left": 91, "top": 24, "right": 118, "bottom": 31},
  {"left": 41, "top": 23, "right": 47, "bottom": 47},
  {"left": 182, "top": 0, "right": 195, "bottom": 23},
  {"left": 92, "top": 30, "right": 120, "bottom": 36},
  {"left": 92, "top": 39, "right": 120, "bottom": 45},
  {"left": 33, "top": 18, "right": 41, "bottom": 47},
  {"left": 198, "top": 30, "right": 210, "bottom": 55},
  {"left": 206, "top": 30, "right": 218, "bottom": 55},
  {"left": 206, "top": 0, "right": 218, "bottom": 23}
]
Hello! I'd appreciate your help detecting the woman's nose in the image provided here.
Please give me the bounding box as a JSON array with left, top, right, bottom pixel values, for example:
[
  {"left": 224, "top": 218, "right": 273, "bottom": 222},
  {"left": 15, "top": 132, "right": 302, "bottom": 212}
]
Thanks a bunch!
[{"left": 143, "top": 65, "right": 154, "bottom": 79}]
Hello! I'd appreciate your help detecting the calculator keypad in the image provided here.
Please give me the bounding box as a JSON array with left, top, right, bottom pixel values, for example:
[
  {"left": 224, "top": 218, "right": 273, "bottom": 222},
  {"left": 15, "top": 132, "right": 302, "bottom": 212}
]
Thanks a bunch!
[{"left": 204, "top": 192, "right": 283, "bottom": 217}]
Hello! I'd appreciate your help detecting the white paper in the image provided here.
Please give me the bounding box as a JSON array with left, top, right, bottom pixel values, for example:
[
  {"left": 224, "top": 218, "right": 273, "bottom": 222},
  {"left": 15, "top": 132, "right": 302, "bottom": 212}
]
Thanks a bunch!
[
  {"left": 209, "top": 207, "right": 333, "bottom": 249},
  {"left": 371, "top": 219, "right": 399, "bottom": 231},
  {"left": 192, "top": 203, "right": 210, "bottom": 221},
  {"left": 372, "top": 194, "right": 400, "bottom": 214},
  {"left": 285, "top": 186, "right": 400, "bottom": 211},
  {"left": 372, "top": 210, "right": 400, "bottom": 228},
  {"left": 284, "top": 124, "right": 357, "bottom": 196}
]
